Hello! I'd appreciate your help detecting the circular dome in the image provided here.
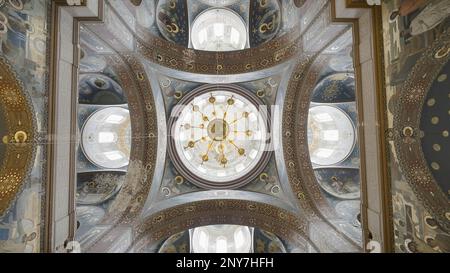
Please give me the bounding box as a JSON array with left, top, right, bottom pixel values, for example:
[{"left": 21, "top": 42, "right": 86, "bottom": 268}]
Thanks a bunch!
[
  {"left": 192, "top": 225, "right": 252, "bottom": 253},
  {"left": 311, "top": 73, "right": 355, "bottom": 103},
  {"left": 308, "top": 105, "right": 356, "bottom": 166},
  {"left": 78, "top": 74, "right": 127, "bottom": 105},
  {"left": 81, "top": 107, "right": 131, "bottom": 169},
  {"left": 168, "top": 85, "right": 271, "bottom": 189},
  {"left": 191, "top": 8, "right": 247, "bottom": 51}
]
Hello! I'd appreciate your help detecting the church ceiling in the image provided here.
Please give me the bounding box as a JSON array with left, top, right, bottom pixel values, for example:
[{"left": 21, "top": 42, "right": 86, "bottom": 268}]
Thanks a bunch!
[
  {"left": 7, "top": 0, "right": 445, "bottom": 254},
  {"left": 65, "top": 0, "right": 367, "bottom": 253}
]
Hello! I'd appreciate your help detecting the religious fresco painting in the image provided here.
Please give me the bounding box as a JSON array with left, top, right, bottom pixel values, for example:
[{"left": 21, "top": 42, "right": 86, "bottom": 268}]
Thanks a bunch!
[
  {"left": 0, "top": 0, "right": 448, "bottom": 255},
  {"left": 381, "top": 0, "right": 450, "bottom": 253},
  {"left": 0, "top": 0, "right": 48, "bottom": 253}
]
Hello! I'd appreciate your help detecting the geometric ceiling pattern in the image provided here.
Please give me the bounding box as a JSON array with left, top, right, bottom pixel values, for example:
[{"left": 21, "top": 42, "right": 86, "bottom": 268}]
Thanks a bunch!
[
  {"left": 70, "top": 0, "right": 364, "bottom": 253},
  {"left": 1, "top": 0, "right": 448, "bottom": 254}
]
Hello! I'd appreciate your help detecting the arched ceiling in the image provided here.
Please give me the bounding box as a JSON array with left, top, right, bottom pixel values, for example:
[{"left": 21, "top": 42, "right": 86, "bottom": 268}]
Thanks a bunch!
[
  {"left": 393, "top": 29, "right": 450, "bottom": 232},
  {"left": 71, "top": 0, "right": 365, "bottom": 253}
]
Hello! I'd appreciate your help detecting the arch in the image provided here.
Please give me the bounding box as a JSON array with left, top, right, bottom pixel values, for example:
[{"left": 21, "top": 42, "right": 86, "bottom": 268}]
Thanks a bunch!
[{"left": 131, "top": 199, "right": 316, "bottom": 253}]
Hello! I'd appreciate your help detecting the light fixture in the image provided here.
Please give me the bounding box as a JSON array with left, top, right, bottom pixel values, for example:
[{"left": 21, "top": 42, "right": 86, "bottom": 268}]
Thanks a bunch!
[{"left": 168, "top": 85, "right": 271, "bottom": 189}]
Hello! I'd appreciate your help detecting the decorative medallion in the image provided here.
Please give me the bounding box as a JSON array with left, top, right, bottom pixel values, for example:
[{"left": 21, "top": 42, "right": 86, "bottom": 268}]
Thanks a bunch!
[
  {"left": 168, "top": 84, "right": 272, "bottom": 189},
  {"left": 0, "top": 56, "right": 35, "bottom": 216},
  {"left": 393, "top": 32, "right": 450, "bottom": 231}
]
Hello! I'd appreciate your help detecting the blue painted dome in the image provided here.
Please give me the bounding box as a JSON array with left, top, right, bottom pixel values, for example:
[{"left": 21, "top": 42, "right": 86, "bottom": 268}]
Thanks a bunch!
[
  {"left": 78, "top": 74, "right": 127, "bottom": 105},
  {"left": 249, "top": 0, "right": 282, "bottom": 47},
  {"left": 312, "top": 73, "right": 355, "bottom": 103},
  {"left": 156, "top": 0, "right": 189, "bottom": 47},
  {"left": 420, "top": 60, "right": 450, "bottom": 198}
]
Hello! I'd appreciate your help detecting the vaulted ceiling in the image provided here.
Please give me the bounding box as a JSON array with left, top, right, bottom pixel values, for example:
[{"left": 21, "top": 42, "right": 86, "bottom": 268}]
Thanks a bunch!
[{"left": 1, "top": 0, "right": 448, "bottom": 254}]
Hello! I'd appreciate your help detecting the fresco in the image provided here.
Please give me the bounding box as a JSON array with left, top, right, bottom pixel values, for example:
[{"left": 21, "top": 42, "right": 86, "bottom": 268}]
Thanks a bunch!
[
  {"left": 78, "top": 74, "right": 127, "bottom": 105},
  {"left": 0, "top": 0, "right": 48, "bottom": 253},
  {"left": 249, "top": 0, "right": 282, "bottom": 47},
  {"left": 305, "top": 36, "right": 362, "bottom": 246},
  {"left": 381, "top": 0, "right": 450, "bottom": 252},
  {"left": 314, "top": 168, "right": 360, "bottom": 200},
  {"left": 311, "top": 73, "right": 356, "bottom": 103},
  {"left": 74, "top": 26, "right": 134, "bottom": 251},
  {"left": 156, "top": 0, "right": 189, "bottom": 47}
]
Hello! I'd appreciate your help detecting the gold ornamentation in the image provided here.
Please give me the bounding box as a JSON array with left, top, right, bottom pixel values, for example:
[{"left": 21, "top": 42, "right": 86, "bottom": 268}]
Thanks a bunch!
[
  {"left": 437, "top": 74, "right": 447, "bottom": 82},
  {"left": 174, "top": 91, "right": 183, "bottom": 100},
  {"left": 434, "top": 45, "right": 450, "bottom": 59},
  {"left": 431, "top": 117, "right": 439, "bottom": 125},
  {"left": 0, "top": 57, "right": 35, "bottom": 216},
  {"left": 432, "top": 144, "right": 441, "bottom": 152},
  {"left": 402, "top": 126, "right": 414, "bottom": 137},
  {"left": 392, "top": 33, "right": 450, "bottom": 232},
  {"left": 431, "top": 162, "right": 440, "bottom": 171}
]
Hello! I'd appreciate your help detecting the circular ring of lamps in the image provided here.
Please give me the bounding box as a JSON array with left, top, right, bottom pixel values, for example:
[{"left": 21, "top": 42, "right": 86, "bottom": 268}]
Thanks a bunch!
[
  {"left": 168, "top": 84, "right": 271, "bottom": 189},
  {"left": 81, "top": 107, "right": 131, "bottom": 169}
]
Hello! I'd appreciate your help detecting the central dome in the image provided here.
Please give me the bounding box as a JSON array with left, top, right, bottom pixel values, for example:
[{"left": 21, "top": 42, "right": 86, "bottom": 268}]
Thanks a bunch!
[
  {"left": 191, "top": 8, "right": 247, "bottom": 51},
  {"left": 168, "top": 85, "right": 271, "bottom": 189}
]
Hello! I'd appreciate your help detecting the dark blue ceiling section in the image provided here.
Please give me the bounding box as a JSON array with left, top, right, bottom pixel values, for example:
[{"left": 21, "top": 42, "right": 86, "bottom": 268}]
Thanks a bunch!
[
  {"left": 78, "top": 73, "right": 127, "bottom": 105},
  {"left": 249, "top": 0, "right": 282, "bottom": 47},
  {"left": 311, "top": 73, "right": 356, "bottom": 103},
  {"left": 156, "top": 0, "right": 190, "bottom": 47},
  {"left": 420, "top": 60, "right": 450, "bottom": 198}
]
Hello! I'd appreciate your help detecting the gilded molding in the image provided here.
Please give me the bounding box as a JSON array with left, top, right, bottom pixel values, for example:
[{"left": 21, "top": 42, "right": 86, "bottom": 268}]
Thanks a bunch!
[
  {"left": 0, "top": 56, "right": 36, "bottom": 216},
  {"left": 393, "top": 32, "right": 450, "bottom": 232},
  {"left": 98, "top": 54, "right": 158, "bottom": 226},
  {"left": 135, "top": 26, "right": 302, "bottom": 75},
  {"left": 131, "top": 199, "right": 312, "bottom": 253},
  {"left": 281, "top": 28, "right": 362, "bottom": 250}
]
